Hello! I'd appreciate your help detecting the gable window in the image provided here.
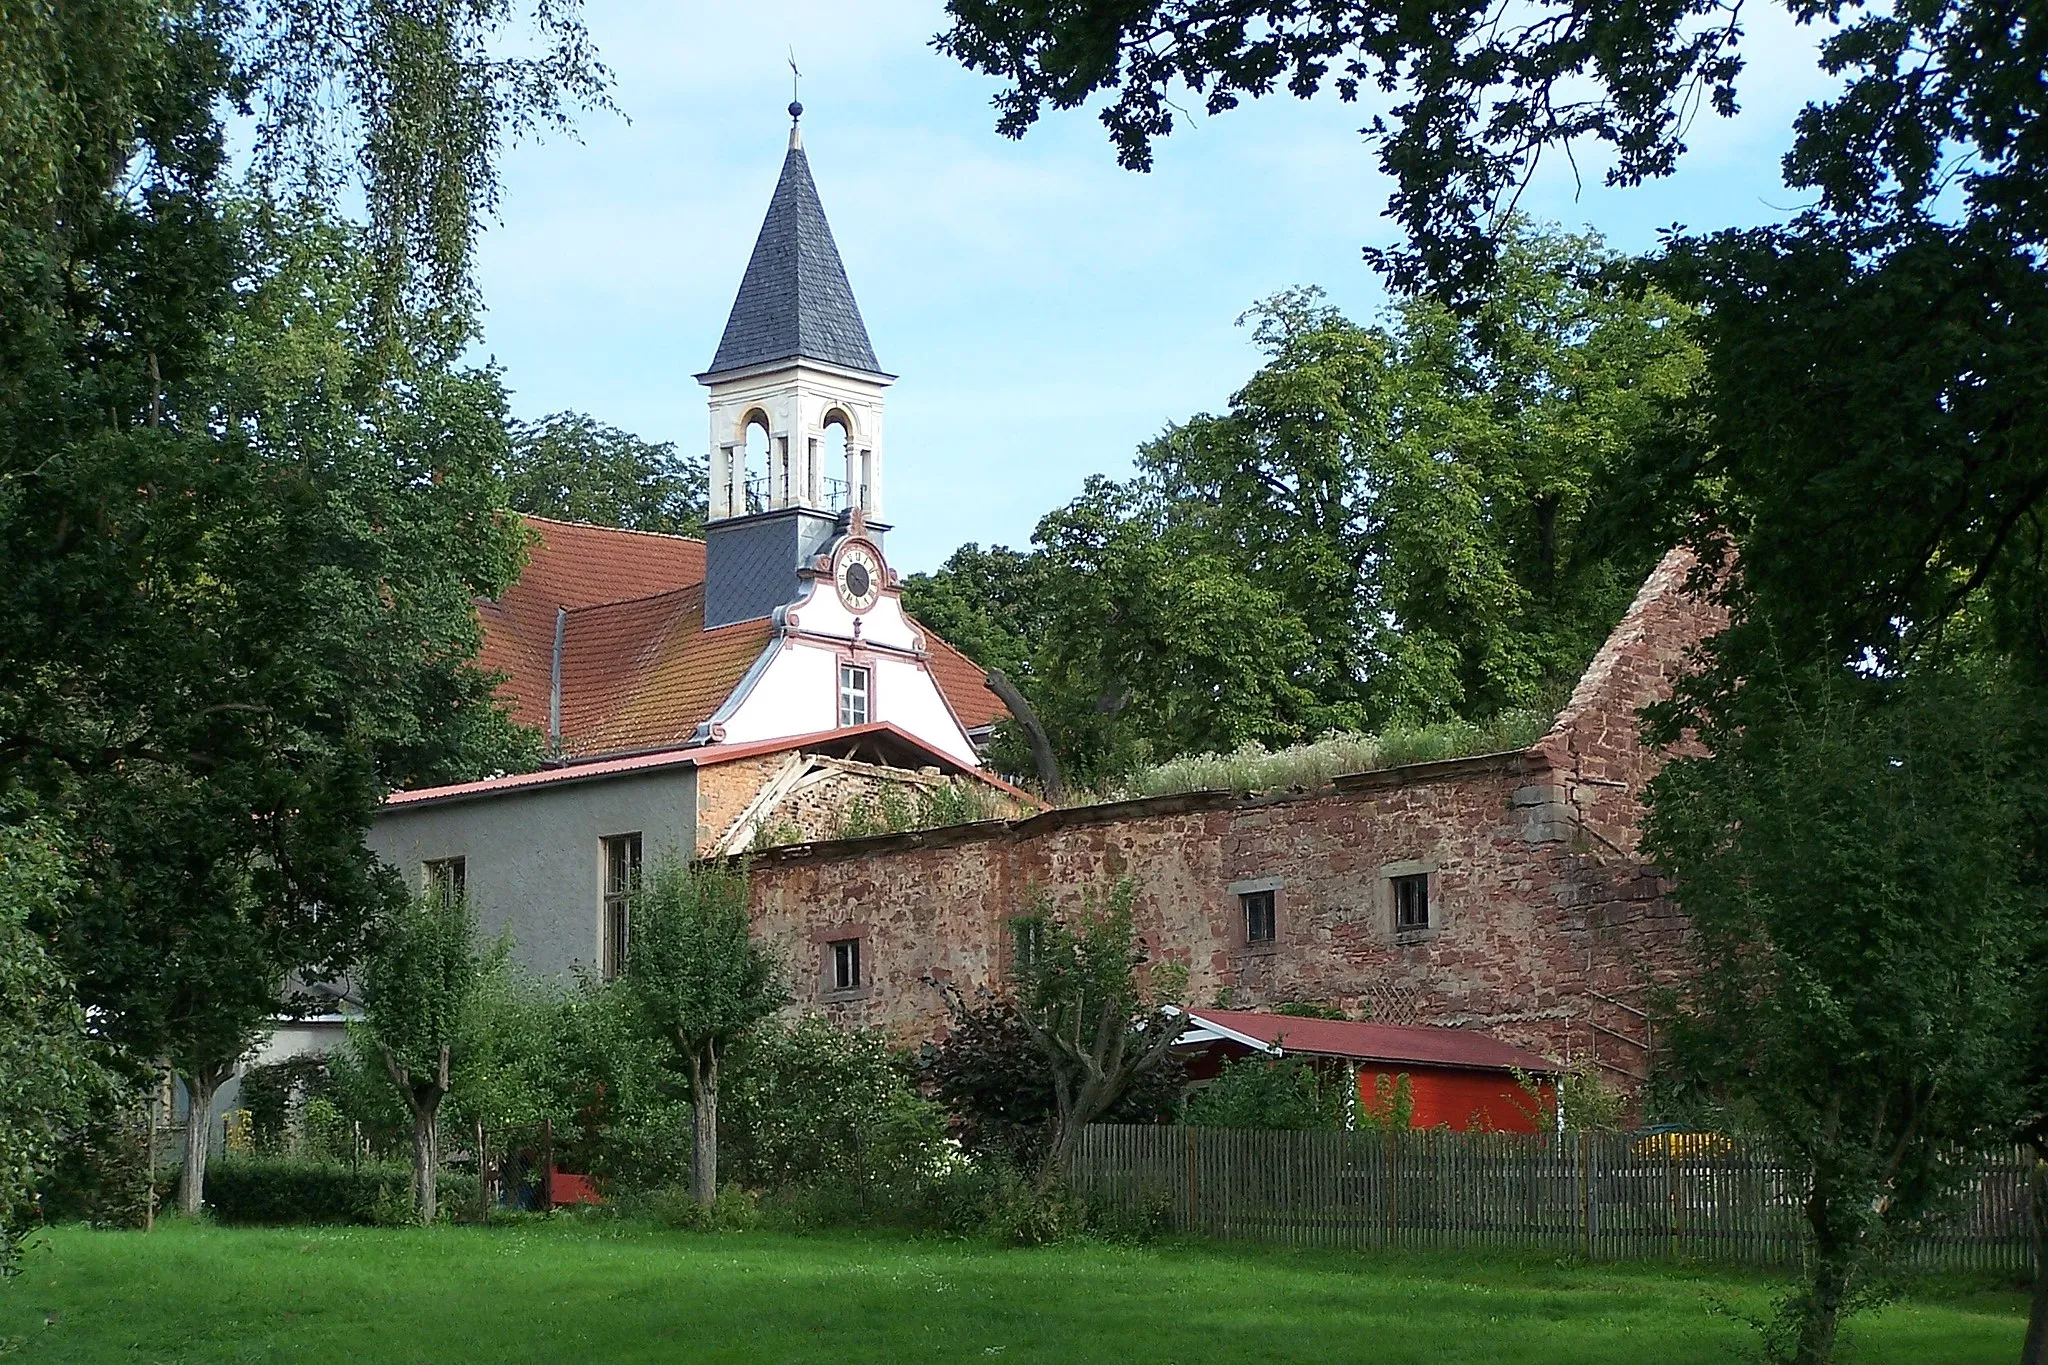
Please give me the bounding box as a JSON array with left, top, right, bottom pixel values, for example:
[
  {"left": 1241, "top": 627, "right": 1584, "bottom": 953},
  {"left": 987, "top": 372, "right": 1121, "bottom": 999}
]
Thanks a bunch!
[
  {"left": 601, "top": 833, "right": 642, "bottom": 980},
  {"left": 1241, "top": 889, "right": 1276, "bottom": 945},
  {"left": 828, "top": 937, "right": 862, "bottom": 993},
  {"left": 1393, "top": 873, "right": 1430, "bottom": 933},
  {"left": 424, "top": 857, "right": 466, "bottom": 907},
  {"left": 838, "top": 663, "right": 870, "bottom": 727}
]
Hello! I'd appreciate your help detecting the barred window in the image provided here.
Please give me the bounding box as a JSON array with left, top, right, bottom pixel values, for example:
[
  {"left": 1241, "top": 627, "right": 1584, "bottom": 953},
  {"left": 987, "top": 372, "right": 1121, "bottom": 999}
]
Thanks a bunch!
[{"left": 1393, "top": 873, "right": 1430, "bottom": 933}]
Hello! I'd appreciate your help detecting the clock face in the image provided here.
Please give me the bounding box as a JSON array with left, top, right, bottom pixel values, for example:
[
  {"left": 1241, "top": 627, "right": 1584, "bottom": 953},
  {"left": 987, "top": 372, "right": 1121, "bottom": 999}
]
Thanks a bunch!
[{"left": 835, "top": 543, "right": 882, "bottom": 612}]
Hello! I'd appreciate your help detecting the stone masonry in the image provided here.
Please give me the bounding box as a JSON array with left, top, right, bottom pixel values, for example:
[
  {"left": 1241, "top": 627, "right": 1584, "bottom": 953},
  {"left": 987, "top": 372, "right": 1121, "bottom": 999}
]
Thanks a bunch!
[{"left": 745, "top": 548, "right": 1725, "bottom": 1090}]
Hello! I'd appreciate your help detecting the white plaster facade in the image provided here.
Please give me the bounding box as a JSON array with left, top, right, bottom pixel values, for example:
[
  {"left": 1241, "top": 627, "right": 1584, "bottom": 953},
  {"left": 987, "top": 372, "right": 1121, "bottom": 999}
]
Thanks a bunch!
[{"left": 709, "top": 534, "right": 980, "bottom": 766}]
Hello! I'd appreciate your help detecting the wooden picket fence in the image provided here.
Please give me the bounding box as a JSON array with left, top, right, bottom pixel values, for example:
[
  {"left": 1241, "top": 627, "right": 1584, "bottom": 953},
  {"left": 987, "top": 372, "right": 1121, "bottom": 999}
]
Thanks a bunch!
[{"left": 1069, "top": 1125, "right": 2039, "bottom": 1273}]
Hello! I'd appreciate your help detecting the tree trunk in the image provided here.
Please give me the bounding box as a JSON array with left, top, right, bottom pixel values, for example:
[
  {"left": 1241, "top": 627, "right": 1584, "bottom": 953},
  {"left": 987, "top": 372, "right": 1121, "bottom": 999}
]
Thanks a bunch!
[
  {"left": 379, "top": 1042, "right": 450, "bottom": 1226},
  {"left": 985, "top": 669, "right": 1066, "bottom": 804},
  {"left": 1794, "top": 1251, "right": 1852, "bottom": 1365},
  {"left": 689, "top": 1045, "right": 719, "bottom": 1206},
  {"left": 411, "top": 1103, "right": 441, "bottom": 1226},
  {"left": 176, "top": 1064, "right": 225, "bottom": 1216},
  {"left": 2022, "top": 1146, "right": 2048, "bottom": 1365}
]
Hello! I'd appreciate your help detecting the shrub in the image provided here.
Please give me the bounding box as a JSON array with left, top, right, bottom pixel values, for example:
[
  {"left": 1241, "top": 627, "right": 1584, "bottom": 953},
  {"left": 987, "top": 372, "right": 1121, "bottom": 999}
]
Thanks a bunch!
[
  {"left": 1182, "top": 1055, "right": 1349, "bottom": 1131},
  {"left": 648, "top": 1182, "right": 759, "bottom": 1232},
  {"left": 235, "top": 1056, "right": 335, "bottom": 1153},
  {"left": 32, "top": 1093, "right": 156, "bottom": 1231},
  {"left": 203, "top": 1157, "right": 480, "bottom": 1225},
  {"left": 724, "top": 1016, "right": 949, "bottom": 1206}
]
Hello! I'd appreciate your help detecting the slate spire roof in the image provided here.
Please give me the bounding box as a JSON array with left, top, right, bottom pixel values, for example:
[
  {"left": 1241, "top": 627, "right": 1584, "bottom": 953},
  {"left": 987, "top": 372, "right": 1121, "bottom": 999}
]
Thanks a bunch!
[{"left": 703, "top": 130, "right": 884, "bottom": 378}]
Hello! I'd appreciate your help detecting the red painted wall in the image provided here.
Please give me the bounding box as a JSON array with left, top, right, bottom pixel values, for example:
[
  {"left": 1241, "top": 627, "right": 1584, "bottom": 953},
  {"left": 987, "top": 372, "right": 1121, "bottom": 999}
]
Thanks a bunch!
[{"left": 1359, "top": 1066, "right": 1553, "bottom": 1134}]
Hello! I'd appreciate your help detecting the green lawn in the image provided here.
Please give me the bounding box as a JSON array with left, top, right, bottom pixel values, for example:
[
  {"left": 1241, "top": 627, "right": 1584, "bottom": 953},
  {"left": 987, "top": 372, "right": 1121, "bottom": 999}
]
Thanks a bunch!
[{"left": 0, "top": 1220, "right": 2027, "bottom": 1363}]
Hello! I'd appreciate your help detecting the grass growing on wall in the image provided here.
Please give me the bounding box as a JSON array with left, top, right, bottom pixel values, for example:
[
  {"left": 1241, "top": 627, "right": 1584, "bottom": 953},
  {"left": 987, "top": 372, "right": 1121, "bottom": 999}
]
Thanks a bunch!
[
  {"left": 0, "top": 1220, "right": 2024, "bottom": 1363},
  {"left": 1094, "top": 709, "right": 1556, "bottom": 804}
]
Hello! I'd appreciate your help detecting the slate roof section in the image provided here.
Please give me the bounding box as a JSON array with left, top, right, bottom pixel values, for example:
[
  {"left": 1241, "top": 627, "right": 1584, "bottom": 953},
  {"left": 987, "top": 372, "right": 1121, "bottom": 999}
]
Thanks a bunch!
[
  {"left": 704, "top": 143, "right": 883, "bottom": 378},
  {"left": 1178, "top": 1009, "right": 1566, "bottom": 1075}
]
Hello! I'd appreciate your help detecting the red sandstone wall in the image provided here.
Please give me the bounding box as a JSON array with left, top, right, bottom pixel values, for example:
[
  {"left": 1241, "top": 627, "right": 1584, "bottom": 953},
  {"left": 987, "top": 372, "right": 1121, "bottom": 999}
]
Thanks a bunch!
[
  {"left": 1531, "top": 546, "right": 1727, "bottom": 855},
  {"left": 743, "top": 550, "right": 1722, "bottom": 1094},
  {"left": 747, "top": 756, "right": 1690, "bottom": 1089}
]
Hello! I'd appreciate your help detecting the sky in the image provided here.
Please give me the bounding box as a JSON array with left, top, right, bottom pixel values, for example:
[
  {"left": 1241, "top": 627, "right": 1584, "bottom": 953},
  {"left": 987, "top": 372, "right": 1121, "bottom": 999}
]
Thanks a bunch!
[{"left": 471, "top": 1, "right": 1842, "bottom": 573}]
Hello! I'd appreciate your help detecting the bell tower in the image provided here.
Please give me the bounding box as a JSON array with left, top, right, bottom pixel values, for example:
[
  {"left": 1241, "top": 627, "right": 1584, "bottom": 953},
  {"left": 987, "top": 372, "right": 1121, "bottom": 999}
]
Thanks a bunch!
[{"left": 696, "top": 104, "right": 894, "bottom": 629}]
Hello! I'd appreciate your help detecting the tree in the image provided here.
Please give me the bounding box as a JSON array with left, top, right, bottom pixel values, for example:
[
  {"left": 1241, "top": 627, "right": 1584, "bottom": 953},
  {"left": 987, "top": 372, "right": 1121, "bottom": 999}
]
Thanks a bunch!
[
  {"left": 621, "top": 860, "right": 785, "bottom": 1206},
  {"left": 2, "top": 0, "right": 585, "bottom": 1213},
  {"left": 1644, "top": 657, "right": 2044, "bottom": 1364},
  {"left": 358, "top": 891, "right": 500, "bottom": 1225},
  {"left": 911, "top": 226, "right": 1695, "bottom": 786},
  {"left": 0, "top": 811, "right": 99, "bottom": 1273},
  {"left": 501, "top": 412, "right": 708, "bottom": 535},
  {"left": 1010, "top": 880, "right": 1189, "bottom": 1184}
]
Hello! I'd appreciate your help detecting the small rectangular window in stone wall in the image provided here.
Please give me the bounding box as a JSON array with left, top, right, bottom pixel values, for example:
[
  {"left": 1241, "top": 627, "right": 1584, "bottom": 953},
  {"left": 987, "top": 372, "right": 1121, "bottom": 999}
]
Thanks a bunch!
[
  {"left": 1241, "top": 889, "right": 1276, "bottom": 944},
  {"left": 828, "top": 937, "right": 862, "bottom": 993},
  {"left": 1393, "top": 873, "right": 1430, "bottom": 932}
]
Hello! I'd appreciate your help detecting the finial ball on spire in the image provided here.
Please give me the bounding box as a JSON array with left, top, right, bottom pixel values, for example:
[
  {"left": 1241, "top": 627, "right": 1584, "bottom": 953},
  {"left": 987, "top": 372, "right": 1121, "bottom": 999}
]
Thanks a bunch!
[{"left": 789, "top": 100, "right": 803, "bottom": 121}]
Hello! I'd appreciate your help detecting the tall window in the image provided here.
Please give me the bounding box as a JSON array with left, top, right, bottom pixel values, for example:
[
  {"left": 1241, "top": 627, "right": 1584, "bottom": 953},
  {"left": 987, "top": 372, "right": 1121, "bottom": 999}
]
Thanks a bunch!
[
  {"left": 601, "top": 833, "right": 642, "bottom": 980},
  {"left": 1393, "top": 873, "right": 1431, "bottom": 933},
  {"left": 424, "top": 857, "right": 466, "bottom": 907},
  {"left": 838, "top": 663, "right": 870, "bottom": 727},
  {"left": 828, "top": 937, "right": 862, "bottom": 993},
  {"left": 1241, "top": 889, "right": 1276, "bottom": 945},
  {"left": 1012, "top": 918, "right": 1044, "bottom": 978}
]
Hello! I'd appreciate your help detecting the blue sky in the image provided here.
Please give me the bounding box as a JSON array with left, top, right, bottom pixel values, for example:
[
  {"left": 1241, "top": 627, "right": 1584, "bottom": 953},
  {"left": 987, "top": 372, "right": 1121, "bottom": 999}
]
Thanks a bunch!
[{"left": 472, "top": 1, "right": 1840, "bottom": 573}]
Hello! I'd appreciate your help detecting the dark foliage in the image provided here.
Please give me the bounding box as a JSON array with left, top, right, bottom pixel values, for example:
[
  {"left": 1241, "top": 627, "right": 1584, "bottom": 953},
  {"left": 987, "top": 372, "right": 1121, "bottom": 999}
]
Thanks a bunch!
[{"left": 921, "top": 991, "right": 1182, "bottom": 1168}]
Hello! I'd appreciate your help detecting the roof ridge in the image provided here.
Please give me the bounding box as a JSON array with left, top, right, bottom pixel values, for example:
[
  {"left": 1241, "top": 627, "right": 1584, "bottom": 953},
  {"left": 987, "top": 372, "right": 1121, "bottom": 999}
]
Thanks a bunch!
[{"left": 522, "top": 513, "right": 707, "bottom": 546}]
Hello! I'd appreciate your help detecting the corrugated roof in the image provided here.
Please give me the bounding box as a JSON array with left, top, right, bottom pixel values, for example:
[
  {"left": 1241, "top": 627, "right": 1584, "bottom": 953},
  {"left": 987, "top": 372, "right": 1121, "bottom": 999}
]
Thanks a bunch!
[
  {"left": 704, "top": 142, "right": 882, "bottom": 378},
  {"left": 1181, "top": 1009, "right": 1565, "bottom": 1075}
]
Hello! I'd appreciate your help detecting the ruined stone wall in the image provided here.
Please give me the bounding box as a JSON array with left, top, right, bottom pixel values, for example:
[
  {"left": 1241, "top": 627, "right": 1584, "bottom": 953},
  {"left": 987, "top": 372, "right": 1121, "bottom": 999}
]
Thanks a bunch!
[
  {"left": 1531, "top": 546, "right": 1727, "bottom": 855},
  {"left": 745, "top": 546, "right": 1722, "bottom": 1090},
  {"left": 747, "top": 754, "right": 1690, "bottom": 1088}
]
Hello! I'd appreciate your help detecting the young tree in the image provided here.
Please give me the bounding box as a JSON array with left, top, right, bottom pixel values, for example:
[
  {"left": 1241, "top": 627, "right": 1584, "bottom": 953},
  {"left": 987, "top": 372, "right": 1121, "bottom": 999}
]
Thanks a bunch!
[
  {"left": 621, "top": 860, "right": 785, "bottom": 1206},
  {"left": 359, "top": 891, "right": 496, "bottom": 1225},
  {"left": 1645, "top": 659, "right": 2043, "bottom": 1364},
  {"left": 1010, "top": 880, "right": 1189, "bottom": 1185},
  {"left": 0, "top": 811, "right": 99, "bottom": 1272}
]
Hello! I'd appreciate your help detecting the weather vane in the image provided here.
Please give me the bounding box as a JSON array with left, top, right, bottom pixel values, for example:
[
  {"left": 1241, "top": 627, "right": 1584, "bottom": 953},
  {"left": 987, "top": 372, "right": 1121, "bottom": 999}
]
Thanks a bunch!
[{"left": 788, "top": 49, "right": 802, "bottom": 122}]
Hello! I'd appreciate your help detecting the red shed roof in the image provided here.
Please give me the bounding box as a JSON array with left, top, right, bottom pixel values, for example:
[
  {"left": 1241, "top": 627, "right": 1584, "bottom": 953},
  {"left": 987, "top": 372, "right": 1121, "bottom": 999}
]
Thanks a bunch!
[{"left": 1177, "top": 1008, "right": 1565, "bottom": 1075}]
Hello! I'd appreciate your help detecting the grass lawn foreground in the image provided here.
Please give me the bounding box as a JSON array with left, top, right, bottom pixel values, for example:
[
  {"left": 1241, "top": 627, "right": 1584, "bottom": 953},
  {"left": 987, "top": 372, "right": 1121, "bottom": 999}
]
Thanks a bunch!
[{"left": 0, "top": 1220, "right": 2028, "bottom": 1363}]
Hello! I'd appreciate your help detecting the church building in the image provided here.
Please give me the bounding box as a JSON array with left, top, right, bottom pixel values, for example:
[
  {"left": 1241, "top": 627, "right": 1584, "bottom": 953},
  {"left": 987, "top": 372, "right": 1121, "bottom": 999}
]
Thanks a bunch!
[
  {"left": 366, "top": 111, "right": 1033, "bottom": 983},
  {"left": 474, "top": 106, "right": 1005, "bottom": 768}
]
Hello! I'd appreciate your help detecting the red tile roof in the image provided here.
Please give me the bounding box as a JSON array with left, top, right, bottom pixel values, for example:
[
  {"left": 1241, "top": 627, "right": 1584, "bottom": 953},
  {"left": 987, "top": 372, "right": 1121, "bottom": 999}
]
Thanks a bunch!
[
  {"left": 1180, "top": 1009, "right": 1565, "bottom": 1075},
  {"left": 917, "top": 624, "right": 1007, "bottom": 731},
  {"left": 385, "top": 723, "right": 1040, "bottom": 810},
  {"left": 474, "top": 516, "right": 1008, "bottom": 759}
]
